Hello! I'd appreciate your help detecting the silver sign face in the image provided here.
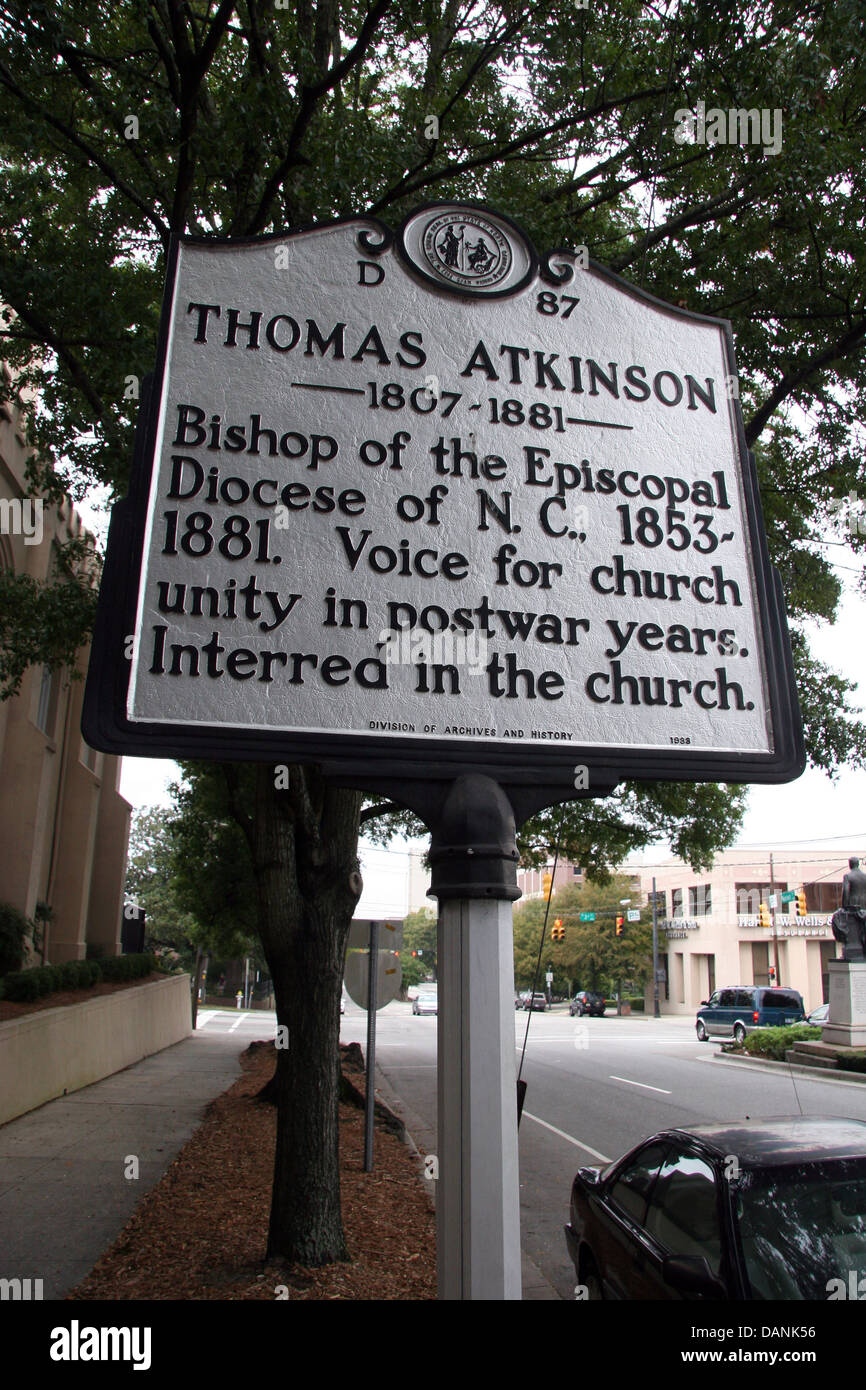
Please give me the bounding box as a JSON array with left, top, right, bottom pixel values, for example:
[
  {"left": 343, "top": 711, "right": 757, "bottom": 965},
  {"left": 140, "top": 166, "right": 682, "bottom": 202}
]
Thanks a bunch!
[{"left": 86, "top": 204, "right": 804, "bottom": 785}]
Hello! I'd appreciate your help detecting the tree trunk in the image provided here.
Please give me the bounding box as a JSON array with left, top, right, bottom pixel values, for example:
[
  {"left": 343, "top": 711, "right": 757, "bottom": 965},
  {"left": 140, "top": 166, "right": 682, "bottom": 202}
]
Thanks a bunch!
[{"left": 251, "top": 763, "right": 362, "bottom": 1265}]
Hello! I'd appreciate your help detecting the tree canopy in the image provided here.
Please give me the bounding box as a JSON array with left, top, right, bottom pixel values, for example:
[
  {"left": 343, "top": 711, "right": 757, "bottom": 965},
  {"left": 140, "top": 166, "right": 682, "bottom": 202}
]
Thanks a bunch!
[
  {"left": 2, "top": 0, "right": 865, "bottom": 1263},
  {"left": 5, "top": 0, "right": 860, "bottom": 780},
  {"left": 513, "top": 873, "right": 653, "bottom": 994}
]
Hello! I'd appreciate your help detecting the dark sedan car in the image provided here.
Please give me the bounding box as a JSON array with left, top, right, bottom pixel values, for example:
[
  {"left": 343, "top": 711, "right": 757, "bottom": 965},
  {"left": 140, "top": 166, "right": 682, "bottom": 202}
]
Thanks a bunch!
[
  {"left": 569, "top": 991, "right": 605, "bottom": 1017},
  {"left": 565, "top": 1117, "right": 866, "bottom": 1299}
]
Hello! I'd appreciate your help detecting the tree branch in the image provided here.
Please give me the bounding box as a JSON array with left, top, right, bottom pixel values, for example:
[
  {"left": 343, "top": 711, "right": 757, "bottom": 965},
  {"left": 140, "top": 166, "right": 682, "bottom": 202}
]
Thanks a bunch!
[
  {"left": 369, "top": 84, "right": 672, "bottom": 213},
  {"left": 245, "top": 0, "right": 394, "bottom": 234},
  {"left": 745, "top": 316, "right": 866, "bottom": 445},
  {"left": 0, "top": 59, "right": 169, "bottom": 246},
  {"left": 359, "top": 801, "right": 404, "bottom": 825}
]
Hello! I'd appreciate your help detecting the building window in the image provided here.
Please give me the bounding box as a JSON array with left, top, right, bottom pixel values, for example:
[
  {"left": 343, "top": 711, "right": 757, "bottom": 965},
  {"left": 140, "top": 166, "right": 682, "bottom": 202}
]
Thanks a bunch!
[
  {"left": 647, "top": 889, "right": 667, "bottom": 917},
  {"left": 689, "top": 884, "right": 712, "bottom": 916},
  {"left": 736, "top": 883, "right": 773, "bottom": 914},
  {"left": 671, "top": 888, "right": 684, "bottom": 918},
  {"left": 79, "top": 738, "right": 103, "bottom": 776},
  {"left": 35, "top": 665, "right": 60, "bottom": 737},
  {"left": 809, "top": 881, "right": 843, "bottom": 914}
]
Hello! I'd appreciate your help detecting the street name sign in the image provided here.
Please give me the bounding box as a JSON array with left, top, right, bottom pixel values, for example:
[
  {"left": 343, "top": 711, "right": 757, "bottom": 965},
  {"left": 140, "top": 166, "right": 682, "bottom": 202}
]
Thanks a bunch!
[
  {"left": 83, "top": 203, "right": 804, "bottom": 791},
  {"left": 579, "top": 912, "right": 596, "bottom": 922}
]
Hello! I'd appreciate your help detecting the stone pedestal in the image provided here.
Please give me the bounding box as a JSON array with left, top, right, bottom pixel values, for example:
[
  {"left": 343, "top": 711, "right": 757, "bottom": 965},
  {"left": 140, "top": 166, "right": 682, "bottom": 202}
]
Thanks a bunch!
[{"left": 822, "top": 960, "right": 866, "bottom": 1049}]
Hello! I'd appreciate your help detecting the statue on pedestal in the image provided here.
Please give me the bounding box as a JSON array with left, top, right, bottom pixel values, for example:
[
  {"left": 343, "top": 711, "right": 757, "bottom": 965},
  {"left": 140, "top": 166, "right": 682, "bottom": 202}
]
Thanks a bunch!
[{"left": 831, "top": 858, "right": 866, "bottom": 960}]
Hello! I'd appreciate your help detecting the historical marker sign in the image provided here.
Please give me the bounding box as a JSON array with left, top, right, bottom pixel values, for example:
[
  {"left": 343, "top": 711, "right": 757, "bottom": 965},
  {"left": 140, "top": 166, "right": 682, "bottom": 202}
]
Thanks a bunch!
[{"left": 83, "top": 203, "right": 804, "bottom": 790}]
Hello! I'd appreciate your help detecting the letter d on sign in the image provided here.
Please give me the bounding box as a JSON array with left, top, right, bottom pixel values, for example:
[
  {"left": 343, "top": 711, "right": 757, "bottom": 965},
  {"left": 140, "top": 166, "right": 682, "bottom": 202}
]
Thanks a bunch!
[{"left": 358, "top": 261, "right": 385, "bottom": 286}]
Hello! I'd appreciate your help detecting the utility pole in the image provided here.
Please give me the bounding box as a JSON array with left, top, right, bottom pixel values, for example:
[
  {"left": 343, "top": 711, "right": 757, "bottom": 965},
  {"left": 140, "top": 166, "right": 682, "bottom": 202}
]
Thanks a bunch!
[
  {"left": 651, "top": 876, "right": 660, "bottom": 1019},
  {"left": 769, "top": 853, "right": 782, "bottom": 986}
]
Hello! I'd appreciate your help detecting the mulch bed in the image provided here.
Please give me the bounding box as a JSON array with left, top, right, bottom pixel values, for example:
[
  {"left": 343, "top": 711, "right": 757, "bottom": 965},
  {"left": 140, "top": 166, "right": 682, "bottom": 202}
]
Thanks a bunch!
[
  {"left": 68, "top": 1040, "right": 437, "bottom": 1301},
  {"left": 0, "top": 971, "right": 166, "bottom": 1023}
]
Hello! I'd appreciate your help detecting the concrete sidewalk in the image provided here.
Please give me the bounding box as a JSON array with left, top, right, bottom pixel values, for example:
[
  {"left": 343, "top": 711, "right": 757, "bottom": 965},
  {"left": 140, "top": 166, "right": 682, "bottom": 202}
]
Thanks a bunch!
[
  {"left": 0, "top": 1015, "right": 559, "bottom": 1301},
  {"left": 0, "top": 1026, "right": 249, "bottom": 1299}
]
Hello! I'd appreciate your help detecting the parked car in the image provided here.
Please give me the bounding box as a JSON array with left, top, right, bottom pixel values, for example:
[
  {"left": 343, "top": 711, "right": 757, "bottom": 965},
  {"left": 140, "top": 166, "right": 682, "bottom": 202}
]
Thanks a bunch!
[
  {"left": 516, "top": 990, "right": 531, "bottom": 1009},
  {"left": 570, "top": 991, "right": 606, "bottom": 1017},
  {"left": 565, "top": 1117, "right": 866, "bottom": 1300},
  {"left": 524, "top": 992, "right": 548, "bottom": 1011},
  {"left": 413, "top": 988, "right": 438, "bottom": 1016},
  {"left": 807, "top": 1002, "right": 829, "bottom": 1026},
  {"left": 695, "top": 986, "right": 805, "bottom": 1044}
]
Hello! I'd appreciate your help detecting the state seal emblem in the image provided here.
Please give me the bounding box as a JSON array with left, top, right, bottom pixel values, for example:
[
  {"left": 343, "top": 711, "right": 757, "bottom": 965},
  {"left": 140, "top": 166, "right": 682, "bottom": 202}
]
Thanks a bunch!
[
  {"left": 397, "top": 202, "right": 535, "bottom": 298},
  {"left": 421, "top": 211, "right": 511, "bottom": 290}
]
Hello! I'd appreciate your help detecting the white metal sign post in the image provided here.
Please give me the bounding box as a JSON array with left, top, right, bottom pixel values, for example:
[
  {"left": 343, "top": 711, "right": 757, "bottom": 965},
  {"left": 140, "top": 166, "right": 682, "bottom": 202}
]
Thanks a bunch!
[{"left": 84, "top": 202, "right": 805, "bottom": 1301}]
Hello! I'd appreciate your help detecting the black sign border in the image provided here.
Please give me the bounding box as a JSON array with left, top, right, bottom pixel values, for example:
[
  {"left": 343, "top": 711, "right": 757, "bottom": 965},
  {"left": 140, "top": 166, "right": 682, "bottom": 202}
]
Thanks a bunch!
[{"left": 82, "top": 207, "right": 805, "bottom": 791}]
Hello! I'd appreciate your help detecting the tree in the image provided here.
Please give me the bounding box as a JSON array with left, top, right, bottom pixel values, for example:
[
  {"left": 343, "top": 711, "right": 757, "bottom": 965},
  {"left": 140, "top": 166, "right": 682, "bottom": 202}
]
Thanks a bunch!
[
  {"left": 126, "top": 799, "right": 265, "bottom": 968},
  {"left": 513, "top": 875, "right": 652, "bottom": 996},
  {"left": 402, "top": 906, "right": 438, "bottom": 981},
  {"left": 125, "top": 806, "right": 200, "bottom": 965},
  {"left": 2, "top": 0, "right": 865, "bottom": 1266}
]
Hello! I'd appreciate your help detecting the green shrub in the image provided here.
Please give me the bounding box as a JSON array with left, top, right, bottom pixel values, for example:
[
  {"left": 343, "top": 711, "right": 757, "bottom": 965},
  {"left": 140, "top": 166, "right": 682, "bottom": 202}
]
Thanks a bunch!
[
  {"left": 44, "top": 965, "right": 63, "bottom": 993},
  {"left": 3, "top": 969, "right": 41, "bottom": 1002},
  {"left": 58, "top": 961, "right": 79, "bottom": 990},
  {"left": 31, "top": 966, "right": 54, "bottom": 997},
  {"left": 0, "top": 901, "right": 29, "bottom": 975},
  {"left": 100, "top": 955, "right": 130, "bottom": 982},
  {"left": 99, "top": 952, "right": 154, "bottom": 982},
  {"left": 2, "top": 958, "right": 104, "bottom": 1002},
  {"left": 744, "top": 1024, "right": 821, "bottom": 1061}
]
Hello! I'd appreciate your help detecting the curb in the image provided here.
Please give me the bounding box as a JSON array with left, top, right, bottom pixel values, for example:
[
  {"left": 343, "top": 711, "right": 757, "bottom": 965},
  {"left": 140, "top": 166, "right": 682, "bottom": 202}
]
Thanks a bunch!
[{"left": 713, "top": 1051, "right": 866, "bottom": 1085}]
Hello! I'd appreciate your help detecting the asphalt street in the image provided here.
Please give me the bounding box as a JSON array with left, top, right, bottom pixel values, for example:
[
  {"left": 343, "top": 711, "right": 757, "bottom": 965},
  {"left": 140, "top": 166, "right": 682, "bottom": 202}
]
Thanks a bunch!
[{"left": 343, "top": 1000, "right": 866, "bottom": 1300}]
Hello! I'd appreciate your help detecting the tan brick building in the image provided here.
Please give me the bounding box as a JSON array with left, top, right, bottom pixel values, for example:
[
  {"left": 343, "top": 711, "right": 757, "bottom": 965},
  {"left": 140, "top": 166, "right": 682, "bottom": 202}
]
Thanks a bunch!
[
  {"left": 628, "top": 846, "right": 854, "bottom": 1016},
  {"left": 0, "top": 360, "right": 130, "bottom": 964}
]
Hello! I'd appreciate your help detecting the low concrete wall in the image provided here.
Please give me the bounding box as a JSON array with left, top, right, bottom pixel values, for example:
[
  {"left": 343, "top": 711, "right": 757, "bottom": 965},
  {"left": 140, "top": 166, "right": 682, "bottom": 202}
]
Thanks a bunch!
[{"left": 0, "top": 974, "right": 191, "bottom": 1126}]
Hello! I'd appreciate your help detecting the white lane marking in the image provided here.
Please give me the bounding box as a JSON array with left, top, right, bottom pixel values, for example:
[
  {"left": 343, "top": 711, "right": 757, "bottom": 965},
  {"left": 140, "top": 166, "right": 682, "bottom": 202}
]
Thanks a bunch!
[
  {"left": 522, "top": 1111, "right": 611, "bottom": 1163},
  {"left": 609, "top": 1074, "right": 672, "bottom": 1094},
  {"left": 228, "top": 1013, "right": 250, "bottom": 1031},
  {"left": 195, "top": 1011, "right": 217, "bottom": 1027}
]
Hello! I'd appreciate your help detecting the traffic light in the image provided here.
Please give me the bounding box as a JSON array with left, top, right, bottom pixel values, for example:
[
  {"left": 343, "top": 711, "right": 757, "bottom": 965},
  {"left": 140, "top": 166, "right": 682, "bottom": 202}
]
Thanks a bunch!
[
  {"left": 796, "top": 887, "right": 808, "bottom": 918},
  {"left": 542, "top": 871, "right": 552, "bottom": 900},
  {"left": 552, "top": 918, "right": 564, "bottom": 942},
  {"left": 615, "top": 915, "right": 625, "bottom": 937},
  {"left": 759, "top": 901, "right": 772, "bottom": 928}
]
